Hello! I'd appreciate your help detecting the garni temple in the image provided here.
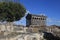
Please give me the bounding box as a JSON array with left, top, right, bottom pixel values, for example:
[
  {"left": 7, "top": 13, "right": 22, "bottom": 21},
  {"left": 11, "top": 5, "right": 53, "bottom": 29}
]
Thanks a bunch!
[{"left": 26, "top": 14, "right": 47, "bottom": 27}]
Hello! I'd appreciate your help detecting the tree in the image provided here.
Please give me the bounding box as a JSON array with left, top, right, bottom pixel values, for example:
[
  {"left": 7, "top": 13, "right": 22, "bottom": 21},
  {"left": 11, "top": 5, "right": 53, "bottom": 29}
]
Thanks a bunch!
[{"left": 0, "top": 2, "right": 26, "bottom": 22}]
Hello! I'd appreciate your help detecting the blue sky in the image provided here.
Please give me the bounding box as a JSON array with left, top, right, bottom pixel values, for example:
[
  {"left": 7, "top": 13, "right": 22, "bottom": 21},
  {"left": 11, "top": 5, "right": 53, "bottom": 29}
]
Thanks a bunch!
[{"left": 15, "top": 0, "right": 60, "bottom": 26}]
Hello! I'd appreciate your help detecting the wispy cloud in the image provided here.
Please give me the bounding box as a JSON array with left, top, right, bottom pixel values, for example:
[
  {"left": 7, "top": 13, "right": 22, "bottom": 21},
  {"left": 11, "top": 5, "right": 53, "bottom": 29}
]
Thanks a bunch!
[
  {"left": 14, "top": 10, "right": 30, "bottom": 26},
  {"left": 47, "top": 18, "right": 60, "bottom": 26},
  {"left": 47, "top": 18, "right": 53, "bottom": 22},
  {"left": 47, "top": 18, "right": 60, "bottom": 22}
]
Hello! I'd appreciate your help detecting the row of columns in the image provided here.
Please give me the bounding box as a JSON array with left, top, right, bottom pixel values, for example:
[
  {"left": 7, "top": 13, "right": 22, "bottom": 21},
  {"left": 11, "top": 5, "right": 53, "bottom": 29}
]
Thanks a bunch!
[{"left": 32, "top": 17, "right": 46, "bottom": 20}]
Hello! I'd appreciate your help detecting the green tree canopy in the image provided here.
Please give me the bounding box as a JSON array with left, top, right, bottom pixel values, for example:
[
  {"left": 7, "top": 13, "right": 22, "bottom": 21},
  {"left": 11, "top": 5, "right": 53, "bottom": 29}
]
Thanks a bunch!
[{"left": 0, "top": 2, "right": 26, "bottom": 22}]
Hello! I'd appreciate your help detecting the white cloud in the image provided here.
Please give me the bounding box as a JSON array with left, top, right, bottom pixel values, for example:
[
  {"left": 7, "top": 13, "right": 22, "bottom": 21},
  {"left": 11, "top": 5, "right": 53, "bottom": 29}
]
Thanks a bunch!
[
  {"left": 57, "top": 20, "right": 60, "bottom": 22},
  {"left": 25, "top": 10, "right": 30, "bottom": 14},
  {"left": 47, "top": 18, "right": 53, "bottom": 22},
  {"left": 13, "top": 17, "right": 26, "bottom": 26},
  {"left": 25, "top": 10, "right": 30, "bottom": 17},
  {"left": 14, "top": 10, "right": 30, "bottom": 26},
  {"left": 39, "top": 13, "right": 46, "bottom": 16},
  {"left": 47, "top": 18, "right": 60, "bottom": 26},
  {"left": 47, "top": 18, "right": 60, "bottom": 22}
]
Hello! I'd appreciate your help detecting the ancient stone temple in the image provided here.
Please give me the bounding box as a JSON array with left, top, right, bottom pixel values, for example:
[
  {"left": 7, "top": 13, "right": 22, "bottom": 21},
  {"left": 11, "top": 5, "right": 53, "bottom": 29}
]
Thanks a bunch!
[{"left": 26, "top": 14, "right": 47, "bottom": 27}]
